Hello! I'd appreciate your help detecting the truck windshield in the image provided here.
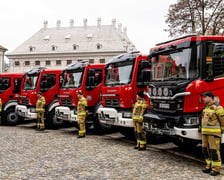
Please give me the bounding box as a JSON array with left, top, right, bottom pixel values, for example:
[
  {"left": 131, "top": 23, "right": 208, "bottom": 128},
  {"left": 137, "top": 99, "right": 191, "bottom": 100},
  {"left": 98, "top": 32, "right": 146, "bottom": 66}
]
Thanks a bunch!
[
  {"left": 23, "top": 74, "right": 39, "bottom": 90},
  {"left": 105, "top": 60, "right": 134, "bottom": 86},
  {"left": 62, "top": 70, "right": 83, "bottom": 88},
  {"left": 0, "top": 77, "right": 11, "bottom": 92},
  {"left": 151, "top": 47, "right": 199, "bottom": 81}
]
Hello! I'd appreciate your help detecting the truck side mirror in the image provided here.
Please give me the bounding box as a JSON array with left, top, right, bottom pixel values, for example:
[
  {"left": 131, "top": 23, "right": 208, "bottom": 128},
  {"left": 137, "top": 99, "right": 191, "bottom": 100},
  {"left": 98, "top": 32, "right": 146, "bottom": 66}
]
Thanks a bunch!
[
  {"left": 213, "top": 56, "right": 224, "bottom": 77},
  {"left": 141, "top": 70, "right": 151, "bottom": 85},
  {"left": 212, "top": 43, "right": 224, "bottom": 77},
  {"left": 40, "top": 81, "right": 48, "bottom": 92},
  {"left": 140, "top": 61, "right": 151, "bottom": 69},
  {"left": 86, "top": 76, "right": 95, "bottom": 90}
]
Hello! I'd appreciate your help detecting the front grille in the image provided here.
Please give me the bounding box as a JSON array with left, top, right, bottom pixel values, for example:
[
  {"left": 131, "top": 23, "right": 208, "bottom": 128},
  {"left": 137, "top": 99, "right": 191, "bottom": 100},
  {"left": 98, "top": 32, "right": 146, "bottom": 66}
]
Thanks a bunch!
[
  {"left": 22, "top": 99, "right": 29, "bottom": 105},
  {"left": 105, "top": 99, "right": 119, "bottom": 107},
  {"left": 61, "top": 99, "right": 72, "bottom": 106}
]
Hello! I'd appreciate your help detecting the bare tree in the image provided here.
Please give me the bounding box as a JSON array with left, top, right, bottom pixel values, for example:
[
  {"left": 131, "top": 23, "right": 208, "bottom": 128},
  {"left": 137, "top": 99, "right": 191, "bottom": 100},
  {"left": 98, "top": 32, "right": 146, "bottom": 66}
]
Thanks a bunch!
[{"left": 165, "top": 0, "right": 224, "bottom": 37}]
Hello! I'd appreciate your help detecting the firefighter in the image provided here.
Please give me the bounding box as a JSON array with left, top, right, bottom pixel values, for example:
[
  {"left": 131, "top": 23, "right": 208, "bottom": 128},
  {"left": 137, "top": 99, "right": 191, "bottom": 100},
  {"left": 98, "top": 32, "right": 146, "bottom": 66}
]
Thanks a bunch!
[
  {"left": 201, "top": 91, "right": 224, "bottom": 176},
  {"left": 132, "top": 91, "right": 147, "bottom": 150},
  {"left": 36, "top": 92, "right": 46, "bottom": 131},
  {"left": 76, "top": 91, "right": 87, "bottom": 138}
]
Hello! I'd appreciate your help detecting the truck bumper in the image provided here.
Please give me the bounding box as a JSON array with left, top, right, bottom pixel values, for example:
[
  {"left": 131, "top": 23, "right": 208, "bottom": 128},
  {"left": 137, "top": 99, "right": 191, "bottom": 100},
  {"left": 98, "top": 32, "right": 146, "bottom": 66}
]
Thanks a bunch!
[
  {"left": 97, "top": 106, "right": 133, "bottom": 128},
  {"left": 174, "top": 127, "right": 224, "bottom": 143},
  {"left": 143, "top": 113, "right": 176, "bottom": 136},
  {"left": 55, "top": 106, "right": 77, "bottom": 122},
  {"left": 15, "top": 105, "right": 37, "bottom": 119},
  {"left": 174, "top": 127, "right": 201, "bottom": 140}
]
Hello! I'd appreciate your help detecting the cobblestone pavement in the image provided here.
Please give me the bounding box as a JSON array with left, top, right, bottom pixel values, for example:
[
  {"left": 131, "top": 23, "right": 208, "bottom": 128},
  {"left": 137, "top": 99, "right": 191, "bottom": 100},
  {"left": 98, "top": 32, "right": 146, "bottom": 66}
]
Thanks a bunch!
[{"left": 0, "top": 123, "right": 223, "bottom": 180}]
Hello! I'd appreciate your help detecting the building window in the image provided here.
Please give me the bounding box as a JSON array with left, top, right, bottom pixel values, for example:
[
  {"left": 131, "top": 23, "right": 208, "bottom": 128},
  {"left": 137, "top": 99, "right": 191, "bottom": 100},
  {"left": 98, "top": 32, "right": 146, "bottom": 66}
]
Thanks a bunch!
[
  {"left": 15, "top": 61, "right": 20, "bottom": 66},
  {"left": 67, "top": 60, "right": 72, "bottom": 65},
  {"left": 56, "top": 60, "right": 61, "bottom": 65},
  {"left": 25, "top": 61, "right": 30, "bottom": 66},
  {"left": 46, "top": 60, "right": 51, "bottom": 66},
  {"left": 35, "top": 61, "right": 40, "bottom": 66},
  {"left": 96, "top": 43, "right": 102, "bottom": 49},
  {"left": 73, "top": 44, "right": 79, "bottom": 50},
  {"left": 52, "top": 45, "right": 57, "bottom": 51},
  {"left": 100, "top": 59, "right": 105, "bottom": 64},
  {"left": 29, "top": 46, "right": 35, "bottom": 52},
  {"left": 89, "top": 59, "right": 94, "bottom": 64}
]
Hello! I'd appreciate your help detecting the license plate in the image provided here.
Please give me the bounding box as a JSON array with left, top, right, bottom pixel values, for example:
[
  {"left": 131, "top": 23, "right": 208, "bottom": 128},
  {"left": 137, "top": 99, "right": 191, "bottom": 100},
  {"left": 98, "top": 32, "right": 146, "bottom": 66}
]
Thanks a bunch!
[{"left": 159, "top": 103, "right": 170, "bottom": 109}]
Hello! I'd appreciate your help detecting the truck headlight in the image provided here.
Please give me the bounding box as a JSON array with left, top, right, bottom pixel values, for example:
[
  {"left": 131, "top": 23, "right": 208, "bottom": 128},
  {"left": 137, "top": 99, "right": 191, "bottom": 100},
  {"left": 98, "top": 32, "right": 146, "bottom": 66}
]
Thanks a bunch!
[
  {"left": 123, "top": 112, "right": 132, "bottom": 118},
  {"left": 183, "top": 116, "right": 200, "bottom": 126}
]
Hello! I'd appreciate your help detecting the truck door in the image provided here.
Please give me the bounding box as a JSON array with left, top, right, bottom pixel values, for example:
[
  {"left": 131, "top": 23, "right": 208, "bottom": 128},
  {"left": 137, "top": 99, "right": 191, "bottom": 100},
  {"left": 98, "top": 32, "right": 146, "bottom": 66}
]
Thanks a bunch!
[
  {"left": 202, "top": 42, "right": 224, "bottom": 106},
  {"left": 40, "top": 73, "right": 56, "bottom": 104},
  {"left": 85, "top": 68, "right": 103, "bottom": 106}
]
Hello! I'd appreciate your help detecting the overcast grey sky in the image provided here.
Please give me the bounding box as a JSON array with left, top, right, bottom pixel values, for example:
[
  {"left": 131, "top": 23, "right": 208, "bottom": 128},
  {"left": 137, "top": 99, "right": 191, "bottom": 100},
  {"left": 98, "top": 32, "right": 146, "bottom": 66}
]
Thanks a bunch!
[{"left": 0, "top": 0, "right": 177, "bottom": 58}]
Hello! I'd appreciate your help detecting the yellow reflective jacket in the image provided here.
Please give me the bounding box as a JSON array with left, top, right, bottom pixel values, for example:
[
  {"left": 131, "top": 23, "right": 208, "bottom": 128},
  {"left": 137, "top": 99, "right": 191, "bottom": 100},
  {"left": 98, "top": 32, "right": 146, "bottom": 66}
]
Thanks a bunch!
[
  {"left": 201, "top": 102, "right": 224, "bottom": 137},
  {"left": 77, "top": 96, "right": 87, "bottom": 116},
  {"left": 132, "top": 99, "right": 147, "bottom": 122},
  {"left": 36, "top": 96, "right": 46, "bottom": 113}
]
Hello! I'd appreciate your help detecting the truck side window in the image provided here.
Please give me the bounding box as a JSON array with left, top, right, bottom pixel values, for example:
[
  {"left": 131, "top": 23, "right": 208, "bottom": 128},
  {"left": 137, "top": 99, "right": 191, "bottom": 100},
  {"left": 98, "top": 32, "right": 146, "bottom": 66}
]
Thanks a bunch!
[
  {"left": 40, "top": 74, "right": 56, "bottom": 90},
  {"left": 0, "top": 77, "right": 11, "bottom": 91},
  {"left": 14, "top": 78, "right": 22, "bottom": 93},
  {"left": 86, "top": 68, "right": 103, "bottom": 86}
]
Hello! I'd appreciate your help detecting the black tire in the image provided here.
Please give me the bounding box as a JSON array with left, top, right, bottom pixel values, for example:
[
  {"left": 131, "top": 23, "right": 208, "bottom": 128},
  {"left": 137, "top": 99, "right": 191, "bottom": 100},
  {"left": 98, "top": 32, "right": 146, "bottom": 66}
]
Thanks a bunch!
[
  {"left": 119, "top": 127, "right": 135, "bottom": 140},
  {"left": 47, "top": 110, "right": 64, "bottom": 129},
  {"left": 3, "top": 108, "right": 21, "bottom": 125},
  {"left": 93, "top": 116, "right": 114, "bottom": 135},
  {"left": 172, "top": 137, "right": 199, "bottom": 148}
]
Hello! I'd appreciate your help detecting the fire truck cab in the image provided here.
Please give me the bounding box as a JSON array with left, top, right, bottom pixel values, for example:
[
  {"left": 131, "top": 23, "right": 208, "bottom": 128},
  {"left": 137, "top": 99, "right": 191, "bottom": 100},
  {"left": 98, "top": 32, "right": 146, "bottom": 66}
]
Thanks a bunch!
[
  {"left": 143, "top": 35, "right": 224, "bottom": 146},
  {"left": 97, "top": 52, "right": 150, "bottom": 137},
  {"left": 15, "top": 67, "right": 62, "bottom": 128},
  {"left": 55, "top": 62, "right": 105, "bottom": 130},
  {"left": 0, "top": 73, "right": 23, "bottom": 125}
]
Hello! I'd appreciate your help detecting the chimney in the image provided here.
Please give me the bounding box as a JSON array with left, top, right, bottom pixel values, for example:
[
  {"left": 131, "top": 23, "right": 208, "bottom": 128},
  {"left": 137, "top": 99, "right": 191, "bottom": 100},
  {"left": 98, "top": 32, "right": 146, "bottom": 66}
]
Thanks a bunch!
[
  {"left": 83, "top": 18, "right": 87, "bottom": 28},
  {"left": 123, "top": 27, "right": 127, "bottom": 35},
  {"left": 70, "top": 19, "right": 74, "bottom": 28},
  {"left": 112, "top": 18, "right": 116, "bottom": 28},
  {"left": 57, "top": 20, "right": 61, "bottom": 29},
  {"left": 118, "top": 23, "right": 122, "bottom": 32},
  {"left": 97, "top": 17, "right": 101, "bottom": 27},
  {"left": 43, "top": 20, "right": 48, "bottom": 30}
]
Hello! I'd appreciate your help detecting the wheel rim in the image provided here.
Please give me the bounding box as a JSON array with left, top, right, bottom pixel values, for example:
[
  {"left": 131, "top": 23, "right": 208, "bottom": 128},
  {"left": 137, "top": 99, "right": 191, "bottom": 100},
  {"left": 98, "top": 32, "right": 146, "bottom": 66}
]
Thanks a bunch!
[{"left": 8, "top": 112, "right": 18, "bottom": 123}]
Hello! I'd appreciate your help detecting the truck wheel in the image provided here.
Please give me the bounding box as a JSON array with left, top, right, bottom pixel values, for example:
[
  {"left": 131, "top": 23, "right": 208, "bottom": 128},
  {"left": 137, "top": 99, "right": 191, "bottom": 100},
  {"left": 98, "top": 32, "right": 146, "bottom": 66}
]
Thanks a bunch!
[
  {"left": 172, "top": 137, "right": 199, "bottom": 148},
  {"left": 3, "top": 108, "right": 20, "bottom": 125},
  {"left": 93, "top": 117, "right": 113, "bottom": 134},
  {"left": 47, "top": 110, "right": 64, "bottom": 129},
  {"left": 119, "top": 127, "right": 135, "bottom": 140}
]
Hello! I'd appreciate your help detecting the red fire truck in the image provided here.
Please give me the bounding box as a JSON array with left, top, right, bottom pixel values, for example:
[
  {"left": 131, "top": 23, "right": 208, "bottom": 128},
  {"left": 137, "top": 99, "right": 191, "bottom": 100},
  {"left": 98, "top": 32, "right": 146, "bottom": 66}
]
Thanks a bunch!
[
  {"left": 0, "top": 73, "right": 23, "bottom": 125},
  {"left": 55, "top": 62, "right": 105, "bottom": 131},
  {"left": 97, "top": 52, "right": 150, "bottom": 137},
  {"left": 15, "top": 67, "right": 62, "bottom": 128},
  {"left": 143, "top": 35, "right": 224, "bottom": 146}
]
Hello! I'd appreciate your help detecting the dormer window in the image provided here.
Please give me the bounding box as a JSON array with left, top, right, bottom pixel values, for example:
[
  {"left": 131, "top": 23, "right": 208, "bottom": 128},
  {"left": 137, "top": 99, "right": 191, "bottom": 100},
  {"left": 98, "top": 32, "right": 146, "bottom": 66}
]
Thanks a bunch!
[
  {"left": 73, "top": 44, "right": 79, "bottom": 50},
  {"left": 29, "top": 46, "right": 35, "bottom": 52},
  {"left": 43, "top": 35, "right": 50, "bottom": 43},
  {"left": 96, "top": 43, "right": 102, "bottom": 50},
  {"left": 86, "top": 33, "right": 93, "bottom": 39},
  {"left": 52, "top": 45, "right": 57, "bottom": 51},
  {"left": 65, "top": 34, "right": 72, "bottom": 40}
]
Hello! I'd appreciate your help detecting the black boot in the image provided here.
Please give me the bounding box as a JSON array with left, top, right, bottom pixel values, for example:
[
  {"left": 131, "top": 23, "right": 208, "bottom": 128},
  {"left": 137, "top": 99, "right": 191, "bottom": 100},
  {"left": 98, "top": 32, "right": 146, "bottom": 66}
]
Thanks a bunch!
[{"left": 210, "top": 171, "right": 220, "bottom": 176}]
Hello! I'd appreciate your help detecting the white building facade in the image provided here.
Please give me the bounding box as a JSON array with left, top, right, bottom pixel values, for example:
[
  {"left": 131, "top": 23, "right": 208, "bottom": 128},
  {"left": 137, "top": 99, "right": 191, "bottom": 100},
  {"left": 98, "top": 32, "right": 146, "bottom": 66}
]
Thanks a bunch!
[
  {"left": 0, "top": 45, "right": 7, "bottom": 73},
  {"left": 7, "top": 18, "right": 137, "bottom": 73}
]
